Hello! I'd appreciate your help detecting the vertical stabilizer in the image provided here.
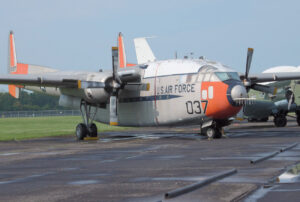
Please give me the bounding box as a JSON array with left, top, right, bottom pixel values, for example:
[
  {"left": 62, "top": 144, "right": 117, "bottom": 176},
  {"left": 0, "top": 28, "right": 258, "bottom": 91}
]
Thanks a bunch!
[
  {"left": 8, "top": 31, "right": 20, "bottom": 98},
  {"left": 134, "top": 37, "right": 156, "bottom": 64},
  {"left": 8, "top": 31, "right": 17, "bottom": 73},
  {"left": 118, "top": 32, "right": 127, "bottom": 68}
]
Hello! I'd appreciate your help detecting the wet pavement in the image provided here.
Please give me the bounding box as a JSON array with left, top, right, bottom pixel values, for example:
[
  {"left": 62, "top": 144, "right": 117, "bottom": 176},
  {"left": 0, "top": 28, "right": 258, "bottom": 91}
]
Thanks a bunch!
[{"left": 0, "top": 120, "right": 300, "bottom": 201}]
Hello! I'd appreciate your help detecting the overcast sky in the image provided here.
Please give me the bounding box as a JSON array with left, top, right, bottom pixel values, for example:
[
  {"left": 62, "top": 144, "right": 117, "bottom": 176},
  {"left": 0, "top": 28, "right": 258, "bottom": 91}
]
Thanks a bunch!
[{"left": 1, "top": 0, "right": 300, "bottom": 91}]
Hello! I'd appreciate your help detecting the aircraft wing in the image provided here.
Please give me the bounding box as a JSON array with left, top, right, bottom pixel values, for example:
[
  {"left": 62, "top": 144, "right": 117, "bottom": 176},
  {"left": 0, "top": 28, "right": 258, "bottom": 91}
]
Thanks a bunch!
[
  {"left": 0, "top": 68, "right": 142, "bottom": 89},
  {"left": 0, "top": 74, "right": 79, "bottom": 88},
  {"left": 241, "top": 72, "right": 300, "bottom": 83}
]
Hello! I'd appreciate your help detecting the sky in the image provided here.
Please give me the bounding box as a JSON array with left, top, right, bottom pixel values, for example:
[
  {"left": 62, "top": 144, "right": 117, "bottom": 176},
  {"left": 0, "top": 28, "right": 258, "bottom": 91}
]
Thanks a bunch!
[{"left": 1, "top": 0, "right": 300, "bottom": 91}]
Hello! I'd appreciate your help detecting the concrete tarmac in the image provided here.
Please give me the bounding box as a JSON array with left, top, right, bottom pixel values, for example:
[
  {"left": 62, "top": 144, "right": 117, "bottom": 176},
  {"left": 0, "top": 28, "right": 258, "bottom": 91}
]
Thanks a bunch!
[{"left": 0, "top": 120, "right": 300, "bottom": 202}]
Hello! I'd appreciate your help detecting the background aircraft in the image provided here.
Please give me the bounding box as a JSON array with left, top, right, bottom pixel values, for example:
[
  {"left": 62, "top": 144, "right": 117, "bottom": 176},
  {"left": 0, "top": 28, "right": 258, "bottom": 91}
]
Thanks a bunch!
[
  {"left": 240, "top": 66, "right": 300, "bottom": 127},
  {"left": 2, "top": 31, "right": 300, "bottom": 140}
]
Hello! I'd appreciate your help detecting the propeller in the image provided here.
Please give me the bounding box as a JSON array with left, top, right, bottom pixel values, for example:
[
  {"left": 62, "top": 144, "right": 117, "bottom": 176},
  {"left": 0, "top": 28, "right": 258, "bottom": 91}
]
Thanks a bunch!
[
  {"left": 286, "top": 89, "right": 295, "bottom": 111},
  {"left": 242, "top": 48, "right": 277, "bottom": 96},
  {"left": 243, "top": 48, "right": 254, "bottom": 88},
  {"left": 109, "top": 46, "right": 122, "bottom": 126}
]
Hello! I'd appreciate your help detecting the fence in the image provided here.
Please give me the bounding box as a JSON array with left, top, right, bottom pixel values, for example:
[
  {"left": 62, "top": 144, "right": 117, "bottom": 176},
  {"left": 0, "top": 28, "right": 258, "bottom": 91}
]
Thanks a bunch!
[{"left": 0, "top": 110, "right": 81, "bottom": 118}]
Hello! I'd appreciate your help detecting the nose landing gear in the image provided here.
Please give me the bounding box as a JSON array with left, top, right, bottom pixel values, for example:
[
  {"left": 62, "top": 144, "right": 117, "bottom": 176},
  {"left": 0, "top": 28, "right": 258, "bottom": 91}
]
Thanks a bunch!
[
  {"left": 200, "top": 120, "right": 225, "bottom": 139},
  {"left": 205, "top": 127, "right": 222, "bottom": 139},
  {"left": 76, "top": 100, "right": 98, "bottom": 140}
]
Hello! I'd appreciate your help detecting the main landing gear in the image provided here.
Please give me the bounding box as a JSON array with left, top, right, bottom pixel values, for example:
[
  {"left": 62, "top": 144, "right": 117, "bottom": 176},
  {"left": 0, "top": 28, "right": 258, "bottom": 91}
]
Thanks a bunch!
[
  {"left": 273, "top": 113, "right": 287, "bottom": 127},
  {"left": 297, "top": 111, "right": 300, "bottom": 126},
  {"left": 76, "top": 100, "right": 98, "bottom": 140}
]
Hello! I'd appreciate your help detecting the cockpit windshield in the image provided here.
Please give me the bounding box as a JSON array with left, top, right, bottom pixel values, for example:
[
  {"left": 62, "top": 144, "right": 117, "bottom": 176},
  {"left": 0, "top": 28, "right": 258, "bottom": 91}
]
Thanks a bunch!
[{"left": 215, "top": 72, "right": 240, "bottom": 81}]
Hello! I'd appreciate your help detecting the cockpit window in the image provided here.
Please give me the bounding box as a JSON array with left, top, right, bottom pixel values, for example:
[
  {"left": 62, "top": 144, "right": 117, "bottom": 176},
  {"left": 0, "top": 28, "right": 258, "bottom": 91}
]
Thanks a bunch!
[{"left": 215, "top": 72, "right": 240, "bottom": 81}]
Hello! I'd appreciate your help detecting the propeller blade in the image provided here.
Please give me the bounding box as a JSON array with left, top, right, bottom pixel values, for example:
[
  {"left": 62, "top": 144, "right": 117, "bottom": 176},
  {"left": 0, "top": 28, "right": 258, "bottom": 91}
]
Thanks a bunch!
[
  {"left": 109, "top": 95, "right": 118, "bottom": 126},
  {"left": 112, "top": 47, "right": 122, "bottom": 84},
  {"left": 288, "top": 92, "right": 294, "bottom": 111},
  {"left": 245, "top": 48, "right": 254, "bottom": 80}
]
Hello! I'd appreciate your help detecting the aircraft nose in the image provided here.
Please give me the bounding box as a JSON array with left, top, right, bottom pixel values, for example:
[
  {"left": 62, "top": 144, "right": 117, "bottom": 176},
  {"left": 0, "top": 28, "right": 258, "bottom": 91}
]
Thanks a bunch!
[{"left": 230, "top": 85, "right": 248, "bottom": 104}]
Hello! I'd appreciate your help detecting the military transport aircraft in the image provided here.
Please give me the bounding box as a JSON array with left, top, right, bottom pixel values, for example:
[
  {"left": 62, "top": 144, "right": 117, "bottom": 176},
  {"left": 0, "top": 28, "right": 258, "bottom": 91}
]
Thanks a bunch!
[
  {"left": 2, "top": 31, "right": 300, "bottom": 140},
  {"left": 240, "top": 66, "right": 300, "bottom": 127}
]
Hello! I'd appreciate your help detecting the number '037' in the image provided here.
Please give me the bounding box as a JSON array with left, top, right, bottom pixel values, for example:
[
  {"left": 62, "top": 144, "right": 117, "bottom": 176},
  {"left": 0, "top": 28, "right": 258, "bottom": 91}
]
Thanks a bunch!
[{"left": 185, "top": 100, "right": 208, "bottom": 114}]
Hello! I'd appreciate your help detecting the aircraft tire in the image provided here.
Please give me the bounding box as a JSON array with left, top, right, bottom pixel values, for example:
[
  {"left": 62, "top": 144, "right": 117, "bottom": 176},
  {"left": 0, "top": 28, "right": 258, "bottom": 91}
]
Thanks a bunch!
[
  {"left": 297, "top": 117, "right": 300, "bottom": 126},
  {"left": 76, "top": 123, "right": 88, "bottom": 140},
  {"left": 206, "top": 127, "right": 222, "bottom": 139},
  {"left": 206, "top": 127, "right": 215, "bottom": 138},
  {"left": 274, "top": 116, "right": 287, "bottom": 127},
  {"left": 89, "top": 123, "right": 98, "bottom": 137}
]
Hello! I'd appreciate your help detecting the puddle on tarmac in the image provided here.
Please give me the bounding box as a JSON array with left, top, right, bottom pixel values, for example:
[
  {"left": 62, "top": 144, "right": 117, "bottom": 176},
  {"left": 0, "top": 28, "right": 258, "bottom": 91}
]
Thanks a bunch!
[
  {"left": 68, "top": 180, "right": 100, "bottom": 185},
  {"left": 131, "top": 176, "right": 206, "bottom": 182},
  {"left": 0, "top": 152, "right": 20, "bottom": 156},
  {"left": 157, "top": 155, "right": 185, "bottom": 160},
  {"left": 277, "top": 163, "right": 300, "bottom": 183}
]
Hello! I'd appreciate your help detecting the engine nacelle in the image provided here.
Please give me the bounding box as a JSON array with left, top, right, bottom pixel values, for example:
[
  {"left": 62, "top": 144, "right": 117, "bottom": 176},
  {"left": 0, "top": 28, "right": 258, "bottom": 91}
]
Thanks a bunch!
[
  {"left": 81, "top": 73, "right": 111, "bottom": 104},
  {"left": 60, "top": 72, "right": 112, "bottom": 104},
  {"left": 83, "top": 88, "right": 109, "bottom": 103}
]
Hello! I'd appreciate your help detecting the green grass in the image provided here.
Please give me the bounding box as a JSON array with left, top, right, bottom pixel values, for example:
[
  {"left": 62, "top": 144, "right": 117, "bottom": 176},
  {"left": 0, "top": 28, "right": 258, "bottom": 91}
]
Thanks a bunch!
[{"left": 0, "top": 116, "right": 131, "bottom": 141}]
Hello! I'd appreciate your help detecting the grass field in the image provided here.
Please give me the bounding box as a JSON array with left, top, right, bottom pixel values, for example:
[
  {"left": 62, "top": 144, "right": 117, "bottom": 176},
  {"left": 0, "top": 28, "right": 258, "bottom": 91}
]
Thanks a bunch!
[{"left": 0, "top": 116, "right": 131, "bottom": 141}]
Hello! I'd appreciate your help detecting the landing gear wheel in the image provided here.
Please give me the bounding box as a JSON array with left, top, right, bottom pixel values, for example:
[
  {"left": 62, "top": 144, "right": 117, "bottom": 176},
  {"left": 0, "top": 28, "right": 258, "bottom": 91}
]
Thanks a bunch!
[
  {"left": 76, "top": 123, "right": 88, "bottom": 140},
  {"left": 274, "top": 115, "right": 287, "bottom": 127},
  {"left": 206, "top": 127, "right": 222, "bottom": 139},
  {"left": 297, "top": 116, "right": 300, "bottom": 126},
  {"left": 89, "top": 123, "right": 98, "bottom": 137}
]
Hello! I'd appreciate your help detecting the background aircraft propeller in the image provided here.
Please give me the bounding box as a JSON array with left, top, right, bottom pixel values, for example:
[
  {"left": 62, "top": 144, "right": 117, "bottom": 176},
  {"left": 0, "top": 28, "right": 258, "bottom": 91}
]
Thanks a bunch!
[
  {"left": 242, "top": 48, "right": 277, "bottom": 95},
  {"left": 286, "top": 89, "right": 295, "bottom": 110}
]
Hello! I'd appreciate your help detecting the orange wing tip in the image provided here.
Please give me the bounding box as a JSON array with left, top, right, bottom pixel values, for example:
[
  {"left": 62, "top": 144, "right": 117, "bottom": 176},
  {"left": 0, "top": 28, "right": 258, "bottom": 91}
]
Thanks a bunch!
[{"left": 110, "top": 122, "right": 118, "bottom": 126}]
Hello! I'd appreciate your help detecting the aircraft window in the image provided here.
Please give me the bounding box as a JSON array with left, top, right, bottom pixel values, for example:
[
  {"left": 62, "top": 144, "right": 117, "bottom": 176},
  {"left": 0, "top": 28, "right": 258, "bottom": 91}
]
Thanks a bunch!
[
  {"left": 202, "top": 90, "right": 207, "bottom": 99},
  {"left": 215, "top": 72, "right": 240, "bottom": 81},
  {"left": 210, "top": 74, "right": 219, "bottom": 82}
]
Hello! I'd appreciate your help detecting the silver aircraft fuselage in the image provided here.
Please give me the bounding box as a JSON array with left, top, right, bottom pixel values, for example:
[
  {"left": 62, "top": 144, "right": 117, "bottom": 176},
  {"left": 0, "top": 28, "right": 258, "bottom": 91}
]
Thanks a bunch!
[{"left": 26, "top": 59, "right": 246, "bottom": 127}]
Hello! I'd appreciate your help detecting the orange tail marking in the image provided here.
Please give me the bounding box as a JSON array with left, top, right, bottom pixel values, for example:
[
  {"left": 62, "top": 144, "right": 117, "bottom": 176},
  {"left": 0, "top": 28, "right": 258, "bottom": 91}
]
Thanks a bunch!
[
  {"left": 9, "top": 63, "right": 29, "bottom": 98},
  {"left": 126, "top": 63, "right": 136, "bottom": 67},
  {"left": 118, "top": 33, "right": 126, "bottom": 68},
  {"left": 9, "top": 32, "right": 17, "bottom": 68},
  {"left": 8, "top": 85, "right": 17, "bottom": 98}
]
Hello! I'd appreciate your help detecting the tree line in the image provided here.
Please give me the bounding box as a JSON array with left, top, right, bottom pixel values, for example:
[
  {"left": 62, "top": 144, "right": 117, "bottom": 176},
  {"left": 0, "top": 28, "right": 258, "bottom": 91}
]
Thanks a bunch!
[{"left": 0, "top": 91, "right": 68, "bottom": 111}]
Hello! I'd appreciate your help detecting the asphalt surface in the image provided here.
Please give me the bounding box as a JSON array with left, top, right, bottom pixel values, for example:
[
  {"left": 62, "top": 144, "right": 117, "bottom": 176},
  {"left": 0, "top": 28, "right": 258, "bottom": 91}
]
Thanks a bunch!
[{"left": 0, "top": 120, "right": 300, "bottom": 202}]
